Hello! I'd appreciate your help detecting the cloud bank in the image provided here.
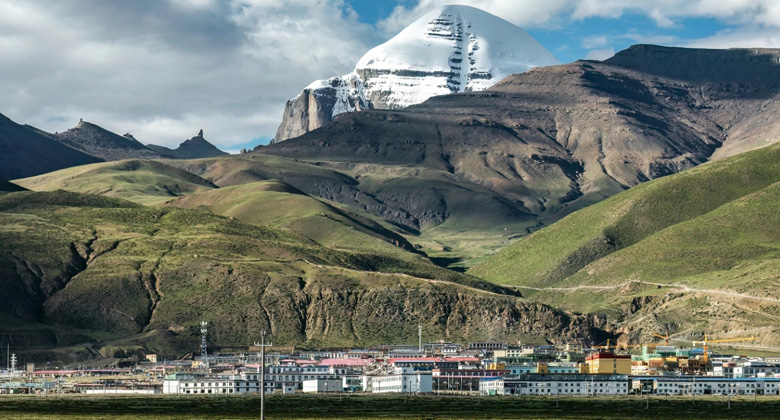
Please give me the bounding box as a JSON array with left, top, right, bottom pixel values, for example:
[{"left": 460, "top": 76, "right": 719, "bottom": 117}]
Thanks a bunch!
[{"left": 0, "top": 0, "right": 777, "bottom": 149}]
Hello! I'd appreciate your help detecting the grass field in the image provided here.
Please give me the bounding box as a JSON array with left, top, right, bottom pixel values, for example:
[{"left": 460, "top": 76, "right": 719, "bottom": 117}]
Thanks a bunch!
[
  {"left": 467, "top": 142, "right": 780, "bottom": 345},
  {"left": 1, "top": 394, "right": 779, "bottom": 419}
]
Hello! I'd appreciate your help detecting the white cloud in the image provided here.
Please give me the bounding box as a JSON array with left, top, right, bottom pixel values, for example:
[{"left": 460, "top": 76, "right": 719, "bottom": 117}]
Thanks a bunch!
[
  {"left": 582, "top": 35, "right": 608, "bottom": 49},
  {"left": 0, "top": 0, "right": 378, "bottom": 149},
  {"left": 585, "top": 48, "right": 615, "bottom": 61},
  {"left": 2, "top": 0, "right": 780, "bottom": 151},
  {"left": 380, "top": 0, "right": 780, "bottom": 33},
  {"left": 684, "top": 28, "right": 780, "bottom": 49}
]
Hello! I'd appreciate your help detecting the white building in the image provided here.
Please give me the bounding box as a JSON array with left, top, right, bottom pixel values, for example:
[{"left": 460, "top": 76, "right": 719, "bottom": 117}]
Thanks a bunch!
[
  {"left": 734, "top": 361, "right": 780, "bottom": 378},
  {"left": 654, "top": 377, "right": 780, "bottom": 395},
  {"left": 266, "top": 365, "right": 347, "bottom": 391},
  {"left": 480, "top": 374, "right": 630, "bottom": 396},
  {"left": 163, "top": 373, "right": 266, "bottom": 395},
  {"left": 163, "top": 364, "right": 348, "bottom": 395},
  {"left": 303, "top": 379, "right": 342, "bottom": 393},
  {"left": 369, "top": 367, "right": 432, "bottom": 394}
]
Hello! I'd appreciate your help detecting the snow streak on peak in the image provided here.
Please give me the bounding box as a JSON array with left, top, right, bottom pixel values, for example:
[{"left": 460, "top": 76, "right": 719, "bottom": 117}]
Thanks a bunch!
[{"left": 273, "top": 5, "right": 559, "bottom": 143}]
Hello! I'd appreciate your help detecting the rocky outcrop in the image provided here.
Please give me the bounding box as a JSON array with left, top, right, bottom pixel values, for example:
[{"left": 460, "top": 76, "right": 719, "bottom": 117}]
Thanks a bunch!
[
  {"left": 147, "top": 130, "right": 228, "bottom": 159},
  {"left": 275, "top": 75, "right": 370, "bottom": 142},
  {"left": 272, "top": 5, "right": 558, "bottom": 143}
]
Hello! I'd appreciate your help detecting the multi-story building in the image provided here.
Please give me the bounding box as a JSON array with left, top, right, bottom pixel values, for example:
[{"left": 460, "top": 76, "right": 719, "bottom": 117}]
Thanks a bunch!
[
  {"left": 734, "top": 361, "right": 780, "bottom": 378},
  {"left": 653, "top": 377, "right": 780, "bottom": 395},
  {"left": 163, "top": 372, "right": 264, "bottom": 395},
  {"left": 584, "top": 352, "right": 632, "bottom": 375},
  {"left": 163, "top": 364, "right": 348, "bottom": 395},
  {"left": 369, "top": 367, "right": 432, "bottom": 394},
  {"left": 468, "top": 342, "right": 505, "bottom": 351},
  {"left": 480, "top": 374, "right": 630, "bottom": 396},
  {"left": 432, "top": 368, "right": 508, "bottom": 393},
  {"left": 266, "top": 365, "right": 347, "bottom": 391}
]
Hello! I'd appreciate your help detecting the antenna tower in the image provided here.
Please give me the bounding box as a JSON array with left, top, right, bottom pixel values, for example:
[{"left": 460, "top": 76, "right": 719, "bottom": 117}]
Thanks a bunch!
[{"left": 200, "top": 321, "right": 208, "bottom": 363}]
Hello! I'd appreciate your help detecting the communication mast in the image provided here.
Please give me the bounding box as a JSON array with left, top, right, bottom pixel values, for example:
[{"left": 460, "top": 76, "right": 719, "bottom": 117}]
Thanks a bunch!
[{"left": 200, "top": 321, "right": 209, "bottom": 365}]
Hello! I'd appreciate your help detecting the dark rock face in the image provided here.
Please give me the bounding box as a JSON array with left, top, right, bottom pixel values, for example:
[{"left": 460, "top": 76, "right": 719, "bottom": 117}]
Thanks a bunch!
[
  {"left": 0, "top": 178, "right": 26, "bottom": 192},
  {"left": 257, "top": 45, "right": 780, "bottom": 231},
  {"left": 274, "top": 76, "right": 370, "bottom": 143},
  {"left": 147, "top": 131, "right": 228, "bottom": 159},
  {"left": 0, "top": 113, "right": 102, "bottom": 180}
]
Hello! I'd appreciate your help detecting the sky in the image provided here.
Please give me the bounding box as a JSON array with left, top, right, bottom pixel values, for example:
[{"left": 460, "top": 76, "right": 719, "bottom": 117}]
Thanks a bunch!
[{"left": 1, "top": 1, "right": 779, "bottom": 153}]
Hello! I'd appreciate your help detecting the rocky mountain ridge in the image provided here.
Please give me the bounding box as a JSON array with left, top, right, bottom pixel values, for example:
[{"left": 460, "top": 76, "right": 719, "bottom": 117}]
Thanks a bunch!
[
  {"left": 0, "top": 113, "right": 102, "bottom": 180},
  {"left": 0, "top": 115, "right": 228, "bottom": 179},
  {"left": 41, "top": 120, "right": 164, "bottom": 161}
]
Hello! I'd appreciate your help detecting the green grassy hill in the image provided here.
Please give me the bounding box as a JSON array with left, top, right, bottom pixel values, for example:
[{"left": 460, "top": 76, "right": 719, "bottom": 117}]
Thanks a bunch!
[
  {"left": 163, "top": 180, "right": 405, "bottom": 250},
  {"left": 163, "top": 180, "right": 483, "bottom": 284},
  {"left": 470, "top": 142, "right": 780, "bottom": 347},
  {"left": 0, "top": 190, "right": 607, "bottom": 361},
  {"left": 163, "top": 154, "right": 540, "bottom": 269},
  {"left": 15, "top": 160, "right": 217, "bottom": 205}
]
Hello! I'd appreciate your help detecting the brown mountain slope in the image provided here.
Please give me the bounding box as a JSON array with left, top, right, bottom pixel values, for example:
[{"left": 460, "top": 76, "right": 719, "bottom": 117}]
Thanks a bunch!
[{"left": 254, "top": 45, "right": 780, "bottom": 247}]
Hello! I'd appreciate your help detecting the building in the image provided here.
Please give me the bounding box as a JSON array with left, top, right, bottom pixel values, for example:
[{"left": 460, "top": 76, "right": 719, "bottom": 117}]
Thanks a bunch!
[
  {"left": 266, "top": 364, "right": 347, "bottom": 392},
  {"left": 432, "top": 368, "right": 508, "bottom": 393},
  {"left": 584, "top": 352, "right": 632, "bottom": 375},
  {"left": 369, "top": 367, "right": 432, "bottom": 394},
  {"left": 302, "top": 379, "right": 342, "bottom": 393},
  {"left": 734, "top": 361, "right": 780, "bottom": 378},
  {"left": 480, "top": 374, "right": 630, "bottom": 396},
  {"left": 163, "top": 373, "right": 261, "bottom": 395},
  {"left": 653, "top": 377, "right": 780, "bottom": 395},
  {"left": 468, "top": 342, "right": 504, "bottom": 351}
]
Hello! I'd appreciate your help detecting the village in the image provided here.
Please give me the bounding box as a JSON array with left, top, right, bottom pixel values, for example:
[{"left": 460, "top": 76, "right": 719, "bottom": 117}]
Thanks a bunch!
[{"left": 3, "top": 327, "right": 780, "bottom": 398}]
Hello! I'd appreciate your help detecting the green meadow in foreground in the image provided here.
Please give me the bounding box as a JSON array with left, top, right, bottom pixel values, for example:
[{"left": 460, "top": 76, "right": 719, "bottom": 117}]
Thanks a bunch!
[{"left": 1, "top": 394, "right": 779, "bottom": 419}]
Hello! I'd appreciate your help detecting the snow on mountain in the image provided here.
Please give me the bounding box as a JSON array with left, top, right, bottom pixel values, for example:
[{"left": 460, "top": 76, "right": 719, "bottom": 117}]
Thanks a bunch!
[{"left": 273, "top": 5, "right": 560, "bottom": 143}]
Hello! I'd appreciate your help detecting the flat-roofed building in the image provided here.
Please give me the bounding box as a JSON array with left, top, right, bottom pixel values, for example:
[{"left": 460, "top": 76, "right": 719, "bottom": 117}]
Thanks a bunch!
[
  {"left": 585, "top": 352, "right": 631, "bottom": 375},
  {"left": 369, "top": 367, "right": 432, "bottom": 394},
  {"left": 653, "top": 377, "right": 780, "bottom": 395},
  {"left": 480, "top": 374, "right": 629, "bottom": 396}
]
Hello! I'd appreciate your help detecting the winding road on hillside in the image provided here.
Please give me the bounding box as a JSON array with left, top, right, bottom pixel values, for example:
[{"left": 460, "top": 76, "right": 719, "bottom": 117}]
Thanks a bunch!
[{"left": 513, "top": 279, "right": 780, "bottom": 304}]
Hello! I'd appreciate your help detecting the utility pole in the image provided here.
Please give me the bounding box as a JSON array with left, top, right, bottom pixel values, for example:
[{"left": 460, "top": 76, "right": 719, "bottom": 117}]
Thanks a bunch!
[
  {"left": 254, "top": 331, "right": 272, "bottom": 420},
  {"left": 418, "top": 325, "right": 422, "bottom": 353}
]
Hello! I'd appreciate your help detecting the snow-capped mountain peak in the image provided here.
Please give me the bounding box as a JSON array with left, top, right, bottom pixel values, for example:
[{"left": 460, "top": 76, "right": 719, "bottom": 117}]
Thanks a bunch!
[{"left": 273, "top": 5, "right": 559, "bottom": 143}]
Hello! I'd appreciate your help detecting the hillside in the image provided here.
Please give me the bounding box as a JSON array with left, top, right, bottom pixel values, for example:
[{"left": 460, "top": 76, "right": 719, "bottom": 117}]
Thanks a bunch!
[
  {"left": 257, "top": 45, "right": 780, "bottom": 265},
  {"left": 470, "top": 142, "right": 780, "bottom": 346},
  {"left": 164, "top": 180, "right": 417, "bottom": 253},
  {"left": 15, "top": 160, "right": 218, "bottom": 206},
  {"left": 0, "top": 190, "right": 609, "bottom": 360},
  {"left": 0, "top": 113, "right": 102, "bottom": 179},
  {"left": 41, "top": 120, "right": 164, "bottom": 161}
]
